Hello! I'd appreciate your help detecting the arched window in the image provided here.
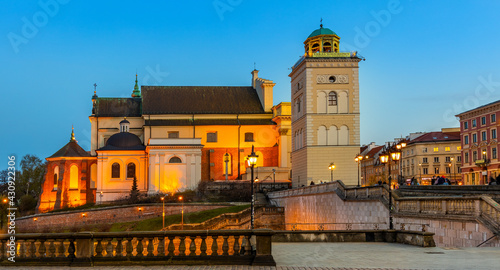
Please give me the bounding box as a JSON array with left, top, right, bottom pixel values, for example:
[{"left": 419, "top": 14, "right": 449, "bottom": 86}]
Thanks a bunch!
[
  {"left": 312, "top": 43, "right": 320, "bottom": 53},
  {"left": 317, "top": 91, "right": 326, "bottom": 113},
  {"left": 127, "top": 163, "right": 136, "bottom": 179},
  {"left": 328, "top": 92, "right": 337, "bottom": 106},
  {"left": 317, "top": 126, "right": 327, "bottom": 145},
  {"left": 323, "top": 42, "right": 331, "bottom": 52},
  {"left": 169, "top": 157, "right": 182, "bottom": 163},
  {"left": 70, "top": 165, "right": 79, "bottom": 189},
  {"left": 53, "top": 166, "right": 59, "bottom": 190},
  {"left": 112, "top": 163, "right": 120, "bottom": 178}
]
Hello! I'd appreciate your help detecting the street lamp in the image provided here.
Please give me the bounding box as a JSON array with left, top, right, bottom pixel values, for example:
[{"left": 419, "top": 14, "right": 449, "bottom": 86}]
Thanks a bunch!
[
  {"left": 364, "top": 155, "right": 369, "bottom": 186},
  {"left": 391, "top": 151, "right": 401, "bottom": 189},
  {"left": 247, "top": 145, "right": 259, "bottom": 229},
  {"left": 328, "top": 162, "right": 336, "bottom": 182},
  {"left": 161, "top": 196, "right": 165, "bottom": 229},
  {"left": 178, "top": 196, "right": 184, "bottom": 230},
  {"left": 396, "top": 141, "right": 407, "bottom": 184},
  {"left": 482, "top": 150, "right": 488, "bottom": 184},
  {"left": 355, "top": 154, "right": 363, "bottom": 187},
  {"left": 224, "top": 152, "right": 230, "bottom": 182},
  {"left": 379, "top": 152, "right": 393, "bottom": 229},
  {"left": 418, "top": 163, "right": 422, "bottom": 184},
  {"left": 272, "top": 169, "right": 276, "bottom": 190},
  {"left": 451, "top": 157, "right": 455, "bottom": 183}
]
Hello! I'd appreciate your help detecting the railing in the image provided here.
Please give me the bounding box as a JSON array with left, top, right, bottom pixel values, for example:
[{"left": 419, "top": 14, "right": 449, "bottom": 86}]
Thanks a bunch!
[
  {"left": 285, "top": 222, "right": 385, "bottom": 231},
  {"left": 0, "top": 230, "right": 275, "bottom": 266}
]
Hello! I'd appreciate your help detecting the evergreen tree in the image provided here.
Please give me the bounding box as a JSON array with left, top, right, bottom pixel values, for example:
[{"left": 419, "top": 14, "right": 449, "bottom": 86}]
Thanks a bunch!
[{"left": 129, "top": 176, "right": 139, "bottom": 203}]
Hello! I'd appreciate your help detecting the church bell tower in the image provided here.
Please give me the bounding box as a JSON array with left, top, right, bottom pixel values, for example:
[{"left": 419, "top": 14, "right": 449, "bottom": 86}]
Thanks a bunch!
[{"left": 289, "top": 23, "right": 362, "bottom": 187}]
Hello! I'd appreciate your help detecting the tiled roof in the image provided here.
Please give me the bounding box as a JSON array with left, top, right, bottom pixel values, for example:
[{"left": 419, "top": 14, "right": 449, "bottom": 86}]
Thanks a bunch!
[
  {"left": 365, "top": 145, "right": 384, "bottom": 158},
  {"left": 48, "top": 141, "right": 91, "bottom": 158},
  {"left": 95, "top": 98, "right": 142, "bottom": 117},
  {"left": 408, "top": 131, "right": 460, "bottom": 144},
  {"left": 456, "top": 99, "right": 500, "bottom": 116},
  {"left": 142, "top": 86, "right": 264, "bottom": 114}
]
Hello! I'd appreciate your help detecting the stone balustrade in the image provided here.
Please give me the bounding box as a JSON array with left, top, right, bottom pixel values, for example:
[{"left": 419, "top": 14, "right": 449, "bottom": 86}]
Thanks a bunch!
[{"left": 0, "top": 230, "right": 275, "bottom": 266}]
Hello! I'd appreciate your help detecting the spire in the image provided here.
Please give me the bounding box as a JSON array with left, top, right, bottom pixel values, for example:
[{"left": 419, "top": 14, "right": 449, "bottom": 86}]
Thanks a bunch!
[
  {"left": 70, "top": 125, "right": 76, "bottom": 142},
  {"left": 320, "top": 18, "right": 323, "bottom": 28},
  {"left": 132, "top": 74, "right": 141, "bottom": 97}
]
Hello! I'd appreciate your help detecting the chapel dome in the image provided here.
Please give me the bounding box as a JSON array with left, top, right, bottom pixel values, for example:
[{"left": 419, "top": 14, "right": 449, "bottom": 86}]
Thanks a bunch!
[
  {"left": 308, "top": 26, "right": 337, "bottom": 38},
  {"left": 106, "top": 132, "right": 142, "bottom": 148}
]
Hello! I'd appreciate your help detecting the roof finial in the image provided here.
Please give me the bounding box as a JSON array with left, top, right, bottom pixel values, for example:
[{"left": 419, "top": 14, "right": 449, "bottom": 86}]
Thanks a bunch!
[
  {"left": 320, "top": 18, "right": 323, "bottom": 28},
  {"left": 70, "top": 125, "right": 76, "bottom": 142},
  {"left": 132, "top": 73, "right": 141, "bottom": 98}
]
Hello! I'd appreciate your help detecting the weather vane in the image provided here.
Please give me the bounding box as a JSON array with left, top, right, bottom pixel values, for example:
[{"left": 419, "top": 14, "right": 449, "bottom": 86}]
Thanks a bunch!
[
  {"left": 94, "top": 83, "right": 97, "bottom": 91},
  {"left": 320, "top": 18, "right": 323, "bottom": 27}
]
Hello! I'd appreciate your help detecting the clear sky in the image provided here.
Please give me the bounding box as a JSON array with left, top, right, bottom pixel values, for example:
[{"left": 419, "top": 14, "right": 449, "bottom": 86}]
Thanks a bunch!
[{"left": 2, "top": 0, "right": 500, "bottom": 170}]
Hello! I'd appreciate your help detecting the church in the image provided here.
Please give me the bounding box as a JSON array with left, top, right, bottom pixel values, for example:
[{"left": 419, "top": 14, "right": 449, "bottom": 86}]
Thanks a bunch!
[{"left": 38, "top": 24, "right": 362, "bottom": 212}]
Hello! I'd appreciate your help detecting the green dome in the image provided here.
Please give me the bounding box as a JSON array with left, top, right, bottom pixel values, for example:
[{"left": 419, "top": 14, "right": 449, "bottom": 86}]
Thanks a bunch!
[{"left": 308, "top": 27, "right": 337, "bottom": 38}]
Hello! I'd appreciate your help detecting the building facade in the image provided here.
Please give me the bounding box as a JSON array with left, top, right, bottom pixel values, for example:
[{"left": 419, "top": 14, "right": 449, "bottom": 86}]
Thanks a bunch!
[
  {"left": 456, "top": 100, "right": 500, "bottom": 185},
  {"left": 289, "top": 24, "right": 362, "bottom": 187}
]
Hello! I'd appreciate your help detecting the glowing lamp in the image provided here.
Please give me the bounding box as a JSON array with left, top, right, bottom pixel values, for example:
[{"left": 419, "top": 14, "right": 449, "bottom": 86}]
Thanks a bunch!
[
  {"left": 391, "top": 152, "right": 401, "bottom": 161},
  {"left": 379, "top": 154, "right": 389, "bottom": 164},
  {"left": 328, "top": 163, "right": 335, "bottom": 170}
]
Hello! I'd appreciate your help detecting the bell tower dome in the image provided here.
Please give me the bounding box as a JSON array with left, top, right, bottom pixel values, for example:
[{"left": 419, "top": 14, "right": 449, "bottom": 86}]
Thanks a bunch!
[{"left": 304, "top": 23, "right": 340, "bottom": 56}]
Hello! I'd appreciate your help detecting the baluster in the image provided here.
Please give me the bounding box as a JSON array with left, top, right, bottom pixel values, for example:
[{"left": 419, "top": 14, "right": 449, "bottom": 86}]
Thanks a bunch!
[
  {"left": 243, "top": 235, "right": 252, "bottom": 255},
  {"left": 211, "top": 235, "right": 218, "bottom": 256},
  {"left": 125, "top": 237, "right": 133, "bottom": 257},
  {"left": 38, "top": 239, "right": 47, "bottom": 257},
  {"left": 157, "top": 237, "right": 165, "bottom": 256},
  {"left": 48, "top": 239, "right": 56, "bottom": 257},
  {"left": 167, "top": 236, "right": 175, "bottom": 256},
  {"left": 136, "top": 238, "right": 144, "bottom": 257},
  {"left": 68, "top": 239, "right": 76, "bottom": 259},
  {"left": 18, "top": 240, "right": 26, "bottom": 258},
  {"left": 105, "top": 238, "right": 114, "bottom": 257},
  {"left": 233, "top": 235, "right": 240, "bottom": 256},
  {"left": 115, "top": 238, "right": 123, "bottom": 257},
  {"left": 178, "top": 236, "right": 186, "bottom": 256},
  {"left": 95, "top": 238, "right": 103, "bottom": 257},
  {"left": 189, "top": 236, "right": 196, "bottom": 256},
  {"left": 28, "top": 240, "right": 36, "bottom": 258},
  {"left": 222, "top": 235, "right": 229, "bottom": 256},
  {"left": 57, "top": 240, "right": 66, "bottom": 257},
  {"left": 200, "top": 236, "right": 207, "bottom": 256},
  {"left": 147, "top": 237, "right": 154, "bottom": 257}
]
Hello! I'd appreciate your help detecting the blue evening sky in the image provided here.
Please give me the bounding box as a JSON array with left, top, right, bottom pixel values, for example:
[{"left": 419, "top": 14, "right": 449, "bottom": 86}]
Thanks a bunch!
[{"left": 2, "top": 0, "right": 500, "bottom": 170}]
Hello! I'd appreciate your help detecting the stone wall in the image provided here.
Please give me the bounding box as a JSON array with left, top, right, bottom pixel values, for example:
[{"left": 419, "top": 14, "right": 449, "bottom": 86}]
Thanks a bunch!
[
  {"left": 268, "top": 182, "right": 500, "bottom": 247},
  {"left": 17, "top": 203, "right": 234, "bottom": 232}
]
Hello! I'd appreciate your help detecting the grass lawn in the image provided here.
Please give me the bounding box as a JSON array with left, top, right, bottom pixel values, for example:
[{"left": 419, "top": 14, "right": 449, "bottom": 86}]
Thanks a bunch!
[{"left": 109, "top": 204, "right": 250, "bottom": 232}]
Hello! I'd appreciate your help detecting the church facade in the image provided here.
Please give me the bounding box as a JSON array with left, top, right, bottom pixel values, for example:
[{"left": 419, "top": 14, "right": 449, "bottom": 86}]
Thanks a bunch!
[{"left": 38, "top": 25, "right": 361, "bottom": 212}]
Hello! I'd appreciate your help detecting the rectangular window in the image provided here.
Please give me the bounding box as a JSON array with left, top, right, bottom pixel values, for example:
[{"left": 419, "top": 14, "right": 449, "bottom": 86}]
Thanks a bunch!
[
  {"left": 492, "top": 129, "right": 497, "bottom": 139},
  {"left": 464, "top": 135, "right": 469, "bottom": 145},
  {"left": 457, "top": 156, "right": 461, "bottom": 162},
  {"left": 473, "top": 151, "right": 477, "bottom": 161},
  {"left": 465, "top": 153, "right": 469, "bottom": 163},
  {"left": 472, "top": 119, "right": 476, "bottom": 127},
  {"left": 434, "top": 157, "right": 439, "bottom": 163},
  {"left": 423, "top": 168, "right": 428, "bottom": 174},
  {"left": 481, "top": 116, "right": 486, "bottom": 125},
  {"left": 434, "top": 147, "right": 439, "bottom": 152},
  {"left": 457, "top": 146, "right": 461, "bottom": 151},
  {"left": 493, "top": 148, "right": 497, "bottom": 159},
  {"left": 445, "top": 156, "right": 451, "bottom": 162},
  {"left": 464, "top": 121, "right": 468, "bottom": 129},
  {"left": 207, "top": 132, "right": 217, "bottom": 142},
  {"left": 423, "top": 157, "right": 428, "bottom": 163},
  {"left": 168, "top": 131, "right": 179, "bottom": 138},
  {"left": 472, "top": 133, "right": 477, "bottom": 143},
  {"left": 422, "top": 147, "right": 427, "bottom": 153},
  {"left": 244, "top": 132, "right": 254, "bottom": 142},
  {"left": 492, "top": 114, "right": 496, "bottom": 123},
  {"left": 446, "top": 167, "right": 451, "bottom": 174},
  {"left": 434, "top": 167, "right": 440, "bottom": 174},
  {"left": 445, "top": 147, "right": 450, "bottom": 152},
  {"left": 482, "top": 131, "right": 487, "bottom": 141}
]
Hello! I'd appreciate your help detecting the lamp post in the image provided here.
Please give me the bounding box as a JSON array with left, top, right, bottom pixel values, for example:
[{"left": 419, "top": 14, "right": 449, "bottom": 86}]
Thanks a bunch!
[
  {"left": 355, "top": 154, "right": 363, "bottom": 187},
  {"left": 364, "top": 155, "right": 369, "bottom": 186},
  {"left": 272, "top": 169, "right": 276, "bottom": 190},
  {"left": 451, "top": 157, "right": 455, "bottom": 183},
  {"left": 178, "top": 196, "right": 184, "bottom": 230},
  {"left": 224, "top": 153, "right": 229, "bottom": 182},
  {"left": 247, "top": 145, "right": 259, "bottom": 229},
  {"left": 328, "top": 162, "right": 335, "bottom": 182},
  {"left": 391, "top": 151, "right": 401, "bottom": 188},
  {"left": 379, "top": 152, "right": 393, "bottom": 229},
  {"left": 418, "top": 163, "right": 422, "bottom": 184},
  {"left": 99, "top": 191, "right": 103, "bottom": 204},
  {"left": 161, "top": 196, "right": 165, "bottom": 229},
  {"left": 396, "top": 141, "right": 407, "bottom": 185}
]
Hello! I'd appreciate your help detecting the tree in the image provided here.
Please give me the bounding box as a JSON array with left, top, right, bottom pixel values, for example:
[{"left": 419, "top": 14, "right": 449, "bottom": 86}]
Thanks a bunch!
[
  {"left": 129, "top": 176, "right": 139, "bottom": 204},
  {"left": 18, "top": 155, "right": 46, "bottom": 200}
]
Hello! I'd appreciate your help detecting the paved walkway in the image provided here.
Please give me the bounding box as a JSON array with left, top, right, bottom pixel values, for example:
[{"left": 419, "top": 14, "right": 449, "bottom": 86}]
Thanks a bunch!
[{"left": 2, "top": 242, "right": 499, "bottom": 269}]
